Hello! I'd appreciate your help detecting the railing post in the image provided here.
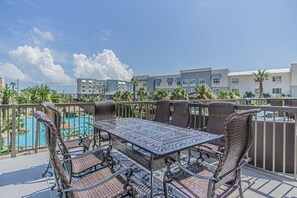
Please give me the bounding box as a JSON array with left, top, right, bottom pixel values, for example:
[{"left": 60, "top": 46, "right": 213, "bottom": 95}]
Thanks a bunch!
[{"left": 11, "top": 104, "right": 16, "bottom": 158}]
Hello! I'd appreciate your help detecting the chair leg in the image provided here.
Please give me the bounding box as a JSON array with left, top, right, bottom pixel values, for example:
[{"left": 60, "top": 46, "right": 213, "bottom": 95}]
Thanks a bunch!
[
  {"left": 163, "top": 181, "right": 169, "bottom": 198},
  {"left": 238, "top": 180, "right": 244, "bottom": 198},
  {"left": 42, "top": 161, "right": 51, "bottom": 177}
]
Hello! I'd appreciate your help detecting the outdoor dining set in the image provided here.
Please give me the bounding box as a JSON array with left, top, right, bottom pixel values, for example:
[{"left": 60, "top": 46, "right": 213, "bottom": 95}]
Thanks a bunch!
[{"left": 33, "top": 100, "right": 260, "bottom": 198}]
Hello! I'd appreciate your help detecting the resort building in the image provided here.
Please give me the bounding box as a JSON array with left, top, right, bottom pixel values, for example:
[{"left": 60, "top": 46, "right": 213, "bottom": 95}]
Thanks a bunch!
[
  {"left": 77, "top": 78, "right": 132, "bottom": 99},
  {"left": 134, "top": 63, "right": 297, "bottom": 97}
]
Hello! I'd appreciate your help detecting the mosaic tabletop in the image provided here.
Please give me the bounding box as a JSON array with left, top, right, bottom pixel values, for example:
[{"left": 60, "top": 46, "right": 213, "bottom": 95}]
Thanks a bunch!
[{"left": 90, "top": 118, "right": 222, "bottom": 156}]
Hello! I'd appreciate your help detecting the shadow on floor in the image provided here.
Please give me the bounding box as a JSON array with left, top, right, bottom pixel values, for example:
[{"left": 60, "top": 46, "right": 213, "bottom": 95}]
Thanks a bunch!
[
  {"left": 21, "top": 187, "right": 51, "bottom": 198},
  {"left": 0, "top": 165, "right": 45, "bottom": 186}
]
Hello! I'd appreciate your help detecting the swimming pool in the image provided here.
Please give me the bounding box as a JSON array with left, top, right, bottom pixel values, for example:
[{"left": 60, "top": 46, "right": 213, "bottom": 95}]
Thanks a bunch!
[{"left": 4, "top": 116, "right": 93, "bottom": 148}]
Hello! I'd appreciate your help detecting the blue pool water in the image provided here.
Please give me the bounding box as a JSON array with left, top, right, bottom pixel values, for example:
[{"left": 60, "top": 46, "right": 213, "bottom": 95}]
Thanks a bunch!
[{"left": 4, "top": 116, "right": 93, "bottom": 147}]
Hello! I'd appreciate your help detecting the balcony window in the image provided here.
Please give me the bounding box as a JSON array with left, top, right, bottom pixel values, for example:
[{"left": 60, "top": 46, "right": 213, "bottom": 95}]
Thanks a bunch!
[
  {"left": 198, "top": 78, "right": 206, "bottom": 85},
  {"left": 272, "top": 76, "right": 282, "bottom": 83},
  {"left": 155, "top": 79, "right": 161, "bottom": 86},
  {"left": 143, "top": 83, "right": 146, "bottom": 86},
  {"left": 272, "top": 88, "right": 282, "bottom": 94},
  {"left": 166, "top": 78, "right": 173, "bottom": 86},
  {"left": 176, "top": 78, "right": 182, "bottom": 86},
  {"left": 213, "top": 78, "right": 220, "bottom": 84},
  {"left": 232, "top": 78, "right": 239, "bottom": 84},
  {"left": 189, "top": 79, "right": 196, "bottom": 87},
  {"left": 182, "top": 79, "right": 188, "bottom": 87},
  {"left": 255, "top": 88, "right": 259, "bottom": 94}
]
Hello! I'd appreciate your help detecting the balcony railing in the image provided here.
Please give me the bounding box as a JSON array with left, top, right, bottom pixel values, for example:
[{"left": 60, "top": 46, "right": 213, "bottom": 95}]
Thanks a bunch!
[{"left": 0, "top": 100, "right": 297, "bottom": 181}]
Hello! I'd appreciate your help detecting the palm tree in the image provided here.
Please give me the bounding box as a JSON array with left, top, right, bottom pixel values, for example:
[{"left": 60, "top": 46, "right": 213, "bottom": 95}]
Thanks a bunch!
[
  {"left": 50, "top": 90, "right": 61, "bottom": 103},
  {"left": 131, "top": 77, "right": 137, "bottom": 101},
  {"left": 113, "top": 91, "right": 122, "bottom": 102},
  {"left": 170, "top": 88, "right": 188, "bottom": 100},
  {"left": 153, "top": 89, "right": 170, "bottom": 101},
  {"left": 253, "top": 70, "right": 269, "bottom": 98},
  {"left": 195, "top": 84, "right": 216, "bottom": 99},
  {"left": 137, "top": 88, "right": 147, "bottom": 101},
  {"left": 217, "top": 90, "right": 230, "bottom": 99},
  {"left": 121, "top": 91, "right": 132, "bottom": 101}
]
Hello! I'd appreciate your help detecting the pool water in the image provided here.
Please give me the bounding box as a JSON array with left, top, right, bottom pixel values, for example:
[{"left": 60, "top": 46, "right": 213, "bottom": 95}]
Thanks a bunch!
[{"left": 4, "top": 116, "right": 93, "bottom": 147}]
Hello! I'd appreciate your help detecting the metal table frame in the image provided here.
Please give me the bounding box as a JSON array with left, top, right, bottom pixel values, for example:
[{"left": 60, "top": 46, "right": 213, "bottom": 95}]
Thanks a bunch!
[{"left": 90, "top": 118, "right": 221, "bottom": 197}]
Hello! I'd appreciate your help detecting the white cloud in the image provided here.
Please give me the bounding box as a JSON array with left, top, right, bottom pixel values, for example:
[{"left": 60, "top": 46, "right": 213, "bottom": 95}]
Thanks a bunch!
[
  {"left": 0, "top": 62, "right": 31, "bottom": 81},
  {"left": 73, "top": 49, "right": 133, "bottom": 81},
  {"left": 32, "top": 27, "right": 54, "bottom": 45},
  {"left": 9, "top": 45, "right": 73, "bottom": 84},
  {"left": 100, "top": 29, "right": 112, "bottom": 43}
]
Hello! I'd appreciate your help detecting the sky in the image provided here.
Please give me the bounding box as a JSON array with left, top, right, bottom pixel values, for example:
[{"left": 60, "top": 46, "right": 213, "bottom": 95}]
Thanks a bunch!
[{"left": 0, "top": 0, "right": 297, "bottom": 93}]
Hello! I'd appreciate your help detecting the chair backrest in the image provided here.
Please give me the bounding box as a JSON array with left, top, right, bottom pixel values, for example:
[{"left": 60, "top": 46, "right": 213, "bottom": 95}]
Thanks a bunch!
[
  {"left": 212, "top": 109, "right": 261, "bottom": 192},
  {"left": 40, "top": 102, "right": 69, "bottom": 154},
  {"left": 171, "top": 101, "right": 190, "bottom": 128},
  {"left": 95, "top": 100, "right": 116, "bottom": 121},
  {"left": 33, "top": 111, "right": 70, "bottom": 189},
  {"left": 206, "top": 102, "right": 235, "bottom": 135},
  {"left": 154, "top": 100, "right": 171, "bottom": 123}
]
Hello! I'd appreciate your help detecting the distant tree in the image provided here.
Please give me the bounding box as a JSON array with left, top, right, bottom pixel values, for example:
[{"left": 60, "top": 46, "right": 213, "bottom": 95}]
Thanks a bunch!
[
  {"left": 1, "top": 86, "right": 17, "bottom": 104},
  {"left": 243, "top": 91, "right": 255, "bottom": 98},
  {"left": 217, "top": 90, "right": 230, "bottom": 99},
  {"left": 263, "top": 93, "right": 271, "bottom": 98},
  {"left": 170, "top": 88, "right": 188, "bottom": 100},
  {"left": 229, "top": 91, "right": 241, "bottom": 99},
  {"left": 153, "top": 89, "right": 170, "bottom": 101},
  {"left": 113, "top": 91, "right": 122, "bottom": 102},
  {"left": 253, "top": 70, "right": 269, "bottom": 98},
  {"left": 50, "top": 90, "right": 61, "bottom": 103},
  {"left": 131, "top": 77, "right": 137, "bottom": 101},
  {"left": 137, "top": 88, "right": 147, "bottom": 101},
  {"left": 195, "top": 84, "right": 216, "bottom": 99},
  {"left": 121, "top": 91, "right": 132, "bottom": 101}
]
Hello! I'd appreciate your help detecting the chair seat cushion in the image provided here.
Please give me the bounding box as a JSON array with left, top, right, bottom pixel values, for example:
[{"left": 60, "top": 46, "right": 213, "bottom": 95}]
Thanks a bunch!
[
  {"left": 72, "top": 153, "right": 102, "bottom": 174},
  {"left": 172, "top": 168, "right": 212, "bottom": 197},
  {"left": 64, "top": 139, "right": 82, "bottom": 150},
  {"left": 71, "top": 167, "right": 124, "bottom": 198}
]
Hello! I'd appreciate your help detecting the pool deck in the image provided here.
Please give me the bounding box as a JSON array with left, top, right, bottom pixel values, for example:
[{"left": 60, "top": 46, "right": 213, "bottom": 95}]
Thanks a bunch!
[{"left": 0, "top": 151, "right": 297, "bottom": 198}]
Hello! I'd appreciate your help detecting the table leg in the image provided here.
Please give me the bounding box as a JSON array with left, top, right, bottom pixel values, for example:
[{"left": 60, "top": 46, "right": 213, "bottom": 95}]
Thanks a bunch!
[{"left": 150, "top": 155, "right": 154, "bottom": 197}]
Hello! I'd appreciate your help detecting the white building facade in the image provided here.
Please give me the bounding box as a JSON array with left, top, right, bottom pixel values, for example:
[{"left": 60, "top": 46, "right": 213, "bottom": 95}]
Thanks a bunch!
[{"left": 134, "top": 63, "right": 297, "bottom": 98}]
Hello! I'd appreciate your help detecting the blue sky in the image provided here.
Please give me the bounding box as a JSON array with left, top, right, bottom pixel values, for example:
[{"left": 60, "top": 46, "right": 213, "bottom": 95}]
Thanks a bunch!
[{"left": 0, "top": 0, "right": 297, "bottom": 93}]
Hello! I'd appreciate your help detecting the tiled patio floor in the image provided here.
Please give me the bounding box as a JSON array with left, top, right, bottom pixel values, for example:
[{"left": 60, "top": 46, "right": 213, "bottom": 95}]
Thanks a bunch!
[{"left": 0, "top": 151, "right": 296, "bottom": 198}]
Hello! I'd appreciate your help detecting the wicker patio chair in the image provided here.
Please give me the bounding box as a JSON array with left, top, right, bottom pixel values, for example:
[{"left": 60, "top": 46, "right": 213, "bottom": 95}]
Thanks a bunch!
[
  {"left": 170, "top": 101, "right": 190, "bottom": 128},
  {"left": 40, "top": 102, "right": 91, "bottom": 178},
  {"left": 39, "top": 103, "right": 114, "bottom": 183},
  {"left": 93, "top": 100, "right": 116, "bottom": 148},
  {"left": 154, "top": 100, "right": 171, "bottom": 123},
  {"left": 163, "top": 108, "right": 261, "bottom": 198},
  {"left": 41, "top": 102, "right": 90, "bottom": 152},
  {"left": 194, "top": 102, "right": 235, "bottom": 162},
  {"left": 33, "top": 111, "right": 136, "bottom": 198}
]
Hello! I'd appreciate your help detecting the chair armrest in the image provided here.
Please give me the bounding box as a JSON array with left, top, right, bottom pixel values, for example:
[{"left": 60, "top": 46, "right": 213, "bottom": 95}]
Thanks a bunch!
[
  {"left": 62, "top": 145, "right": 111, "bottom": 161},
  {"left": 197, "top": 144, "right": 224, "bottom": 156},
  {"left": 165, "top": 157, "right": 220, "bottom": 182},
  {"left": 61, "top": 167, "right": 133, "bottom": 192}
]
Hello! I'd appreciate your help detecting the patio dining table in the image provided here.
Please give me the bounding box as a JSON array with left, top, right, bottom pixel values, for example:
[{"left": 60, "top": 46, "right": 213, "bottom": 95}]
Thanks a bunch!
[{"left": 89, "top": 117, "right": 221, "bottom": 197}]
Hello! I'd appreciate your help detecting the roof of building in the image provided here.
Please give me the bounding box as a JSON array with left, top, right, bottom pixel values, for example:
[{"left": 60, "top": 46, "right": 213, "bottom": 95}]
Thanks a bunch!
[
  {"left": 180, "top": 67, "right": 212, "bottom": 73},
  {"left": 228, "top": 68, "right": 290, "bottom": 76}
]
